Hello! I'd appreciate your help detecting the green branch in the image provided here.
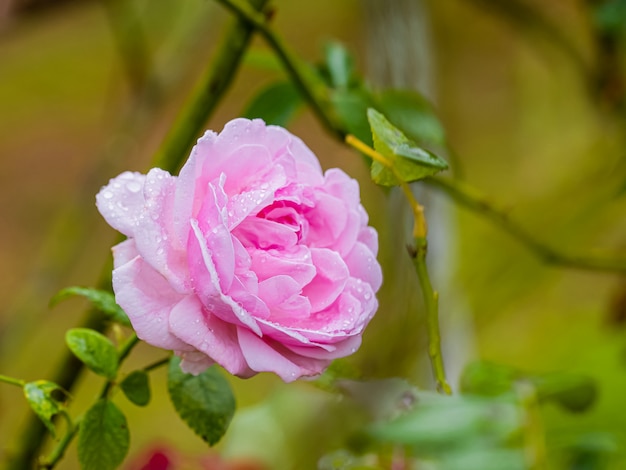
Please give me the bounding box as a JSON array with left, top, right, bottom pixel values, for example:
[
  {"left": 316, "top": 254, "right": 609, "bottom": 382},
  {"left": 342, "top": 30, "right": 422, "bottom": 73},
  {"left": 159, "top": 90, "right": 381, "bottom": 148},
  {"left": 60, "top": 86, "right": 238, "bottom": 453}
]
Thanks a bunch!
[
  {"left": 212, "top": 0, "right": 346, "bottom": 140},
  {"left": 424, "top": 176, "right": 626, "bottom": 274},
  {"left": 154, "top": 0, "right": 272, "bottom": 174}
]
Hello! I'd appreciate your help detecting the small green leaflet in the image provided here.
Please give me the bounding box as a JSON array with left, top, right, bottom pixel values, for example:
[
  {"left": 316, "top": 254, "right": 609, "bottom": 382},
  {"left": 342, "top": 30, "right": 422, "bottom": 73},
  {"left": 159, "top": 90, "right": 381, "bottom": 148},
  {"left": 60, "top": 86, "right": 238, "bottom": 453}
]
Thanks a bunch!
[
  {"left": 23, "top": 380, "right": 67, "bottom": 437},
  {"left": 51, "top": 286, "right": 131, "bottom": 327},
  {"left": 367, "top": 108, "right": 448, "bottom": 187},
  {"left": 66, "top": 328, "right": 119, "bottom": 380},
  {"left": 167, "top": 356, "right": 236, "bottom": 445},
  {"left": 78, "top": 399, "right": 129, "bottom": 470},
  {"left": 120, "top": 370, "right": 151, "bottom": 407}
]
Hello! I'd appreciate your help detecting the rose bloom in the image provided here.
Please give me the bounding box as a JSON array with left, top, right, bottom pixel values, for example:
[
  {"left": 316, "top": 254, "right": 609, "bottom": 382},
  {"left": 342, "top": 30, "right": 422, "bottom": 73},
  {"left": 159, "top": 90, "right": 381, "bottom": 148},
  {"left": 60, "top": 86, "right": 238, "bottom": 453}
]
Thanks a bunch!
[{"left": 97, "top": 119, "right": 382, "bottom": 381}]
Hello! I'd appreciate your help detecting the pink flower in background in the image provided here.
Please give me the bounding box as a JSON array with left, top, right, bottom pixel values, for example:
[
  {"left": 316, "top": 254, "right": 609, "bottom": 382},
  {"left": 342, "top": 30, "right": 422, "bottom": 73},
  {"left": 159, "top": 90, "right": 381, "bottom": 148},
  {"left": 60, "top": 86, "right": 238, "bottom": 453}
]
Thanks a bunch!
[{"left": 96, "top": 118, "right": 381, "bottom": 381}]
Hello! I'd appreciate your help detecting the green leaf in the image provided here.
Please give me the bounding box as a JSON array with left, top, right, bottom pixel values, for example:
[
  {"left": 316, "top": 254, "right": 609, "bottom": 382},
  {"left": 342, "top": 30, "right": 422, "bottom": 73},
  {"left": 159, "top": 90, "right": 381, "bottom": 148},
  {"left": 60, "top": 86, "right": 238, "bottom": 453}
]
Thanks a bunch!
[
  {"left": 66, "top": 328, "right": 118, "bottom": 380},
  {"left": 367, "top": 108, "right": 448, "bottom": 186},
  {"left": 120, "top": 370, "right": 150, "bottom": 407},
  {"left": 167, "top": 356, "right": 236, "bottom": 445},
  {"left": 23, "top": 380, "right": 67, "bottom": 437},
  {"left": 378, "top": 89, "right": 447, "bottom": 148},
  {"left": 51, "top": 287, "right": 131, "bottom": 327},
  {"left": 78, "top": 399, "right": 129, "bottom": 470},
  {"left": 243, "top": 81, "right": 302, "bottom": 127},
  {"left": 324, "top": 41, "right": 355, "bottom": 90}
]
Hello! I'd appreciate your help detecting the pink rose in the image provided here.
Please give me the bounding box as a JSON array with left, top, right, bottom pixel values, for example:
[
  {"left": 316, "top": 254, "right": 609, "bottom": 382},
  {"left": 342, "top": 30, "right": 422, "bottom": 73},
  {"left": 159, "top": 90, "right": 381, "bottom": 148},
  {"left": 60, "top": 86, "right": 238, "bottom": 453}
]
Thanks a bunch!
[{"left": 96, "top": 118, "right": 382, "bottom": 381}]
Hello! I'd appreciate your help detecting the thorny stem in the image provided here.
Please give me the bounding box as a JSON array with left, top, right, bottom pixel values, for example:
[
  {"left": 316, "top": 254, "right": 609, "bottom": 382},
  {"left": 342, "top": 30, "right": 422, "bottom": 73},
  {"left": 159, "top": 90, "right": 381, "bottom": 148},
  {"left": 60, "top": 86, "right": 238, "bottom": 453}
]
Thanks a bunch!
[{"left": 346, "top": 134, "right": 451, "bottom": 394}]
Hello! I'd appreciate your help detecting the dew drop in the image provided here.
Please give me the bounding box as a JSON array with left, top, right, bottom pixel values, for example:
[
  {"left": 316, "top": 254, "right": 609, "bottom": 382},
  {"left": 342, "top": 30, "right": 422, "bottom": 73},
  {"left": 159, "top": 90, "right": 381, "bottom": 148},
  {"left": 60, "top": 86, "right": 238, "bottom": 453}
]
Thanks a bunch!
[
  {"left": 364, "top": 292, "right": 371, "bottom": 300},
  {"left": 126, "top": 181, "right": 141, "bottom": 193},
  {"left": 102, "top": 190, "right": 114, "bottom": 200}
]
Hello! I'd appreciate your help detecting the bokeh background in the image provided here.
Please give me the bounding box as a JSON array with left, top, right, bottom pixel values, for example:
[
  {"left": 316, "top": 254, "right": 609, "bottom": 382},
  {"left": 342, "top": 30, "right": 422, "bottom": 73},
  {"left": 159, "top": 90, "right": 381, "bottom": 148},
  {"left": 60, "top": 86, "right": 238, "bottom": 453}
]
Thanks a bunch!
[{"left": 1, "top": 0, "right": 626, "bottom": 468}]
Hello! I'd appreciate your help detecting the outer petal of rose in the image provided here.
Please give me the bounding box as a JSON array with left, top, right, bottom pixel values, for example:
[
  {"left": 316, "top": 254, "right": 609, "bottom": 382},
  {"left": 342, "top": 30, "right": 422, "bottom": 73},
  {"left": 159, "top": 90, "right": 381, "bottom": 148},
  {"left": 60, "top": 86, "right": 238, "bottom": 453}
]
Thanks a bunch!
[
  {"left": 133, "top": 168, "right": 189, "bottom": 293},
  {"left": 197, "top": 120, "right": 291, "bottom": 189},
  {"left": 169, "top": 295, "right": 252, "bottom": 377},
  {"left": 219, "top": 144, "right": 273, "bottom": 196},
  {"left": 173, "top": 133, "right": 217, "bottom": 249},
  {"left": 96, "top": 171, "right": 146, "bottom": 238},
  {"left": 281, "top": 131, "right": 324, "bottom": 186},
  {"left": 237, "top": 328, "right": 326, "bottom": 382},
  {"left": 111, "top": 239, "right": 139, "bottom": 269},
  {"left": 332, "top": 207, "right": 361, "bottom": 257},
  {"left": 302, "top": 248, "right": 349, "bottom": 312},
  {"left": 323, "top": 168, "right": 360, "bottom": 208},
  {"left": 188, "top": 219, "right": 263, "bottom": 336},
  {"left": 285, "top": 335, "right": 362, "bottom": 360},
  {"left": 113, "top": 256, "right": 192, "bottom": 351},
  {"left": 344, "top": 241, "right": 383, "bottom": 292},
  {"left": 358, "top": 225, "right": 379, "bottom": 257},
  {"left": 176, "top": 351, "right": 215, "bottom": 375}
]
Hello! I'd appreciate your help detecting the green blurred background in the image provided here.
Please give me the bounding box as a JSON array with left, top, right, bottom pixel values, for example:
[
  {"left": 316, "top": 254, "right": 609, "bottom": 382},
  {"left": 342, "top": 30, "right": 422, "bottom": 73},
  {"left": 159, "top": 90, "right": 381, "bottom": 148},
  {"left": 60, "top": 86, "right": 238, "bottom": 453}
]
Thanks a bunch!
[{"left": 1, "top": 0, "right": 626, "bottom": 468}]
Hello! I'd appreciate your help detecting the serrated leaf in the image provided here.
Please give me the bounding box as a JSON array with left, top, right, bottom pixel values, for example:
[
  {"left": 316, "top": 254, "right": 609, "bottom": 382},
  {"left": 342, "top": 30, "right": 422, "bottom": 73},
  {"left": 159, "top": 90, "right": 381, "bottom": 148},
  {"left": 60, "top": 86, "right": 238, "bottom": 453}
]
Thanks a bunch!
[
  {"left": 120, "top": 370, "right": 150, "bottom": 407},
  {"left": 243, "top": 81, "right": 302, "bottom": 127},
  {"left": 23, "top": 380, "right": 67, "bottom": 437},
  {"left": 324, "top": 41, "right": 355, "bottom": 90},
  {"left": 51, "top": 286, "right": 131, "bottom": 327},
  {"left": 66, "top": 328, "right": 118, "bottom": 380},
  {"left": 167, "top": 356, "right": 235, "bottom": 445},
  {"left": 367, "top": 108, "right": 448, "bottom": 187},
  {"left": 78, "top": 399, "right": 129, "bottom": 470}
]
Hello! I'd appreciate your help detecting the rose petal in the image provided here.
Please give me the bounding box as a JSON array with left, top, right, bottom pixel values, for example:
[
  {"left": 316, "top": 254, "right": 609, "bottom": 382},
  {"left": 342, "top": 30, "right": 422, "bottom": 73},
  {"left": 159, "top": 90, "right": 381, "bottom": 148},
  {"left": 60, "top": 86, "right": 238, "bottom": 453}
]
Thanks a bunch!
[
  {"left": 169, "top": 295, "right": 252, "bottom": 376},
  {"left": 132, "top": 168, "right": 189, "bottom": 293},
  {"left": 188, "top": 219, "right": 264, "bottom": 336},
  {"left": 113, "top": 256, "right": 191, "bottom": 351},
  {"left": 301, "top": 248, "right": 349, "bottom": 312},
  {"left": 237, "top": 327, "right": 326, "bottom": 382},
  {"left": 249, "top": 245, "right": 315, "bottom": 286},
  {"left": 111, "top": 239, "right": 138, "bottom": 269},
  {"left": 96, "top": 171, "right": 145, "bottom": 238},
  {"left": 344, "top": 241, "right": 383, "bottom": 292}
]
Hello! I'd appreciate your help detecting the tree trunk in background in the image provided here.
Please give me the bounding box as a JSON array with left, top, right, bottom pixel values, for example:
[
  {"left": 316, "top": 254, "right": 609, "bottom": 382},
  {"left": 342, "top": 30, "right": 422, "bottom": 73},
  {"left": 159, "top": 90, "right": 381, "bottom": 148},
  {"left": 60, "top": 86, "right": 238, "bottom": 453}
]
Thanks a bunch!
[{"left": 363, "top": 0, "right": 475, "bottom": 387}]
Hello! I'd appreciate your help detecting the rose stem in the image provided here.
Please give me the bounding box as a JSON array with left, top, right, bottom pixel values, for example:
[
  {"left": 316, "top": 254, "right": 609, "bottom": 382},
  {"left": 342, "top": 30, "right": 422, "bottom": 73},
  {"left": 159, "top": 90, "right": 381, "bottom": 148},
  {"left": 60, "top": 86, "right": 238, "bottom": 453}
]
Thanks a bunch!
[{"left": 345, "top": 135, "right": 451, "bottom": 395}]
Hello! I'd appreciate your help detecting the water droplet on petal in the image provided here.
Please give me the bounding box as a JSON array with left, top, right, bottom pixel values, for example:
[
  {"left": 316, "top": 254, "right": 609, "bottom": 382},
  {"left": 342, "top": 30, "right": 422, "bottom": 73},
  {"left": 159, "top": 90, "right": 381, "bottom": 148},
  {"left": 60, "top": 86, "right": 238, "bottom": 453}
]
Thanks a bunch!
[
  {"left": 102, "top": 191, "right": 114, "bottom": 199},
  {"left": 126, "top": 181, "right": 141, "bottom": 193}
]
